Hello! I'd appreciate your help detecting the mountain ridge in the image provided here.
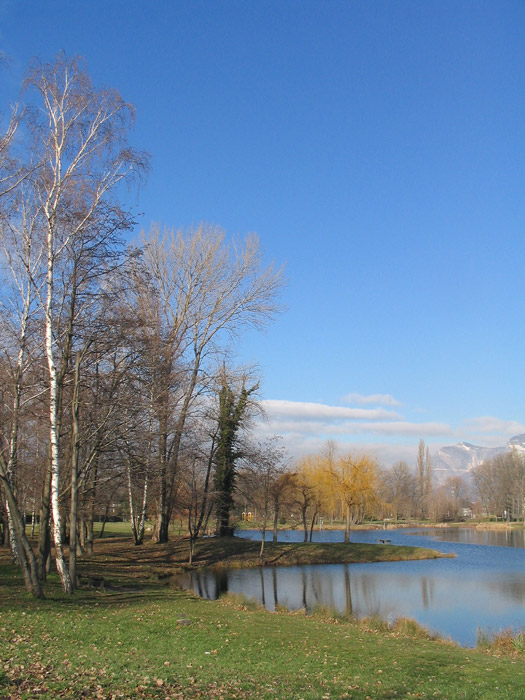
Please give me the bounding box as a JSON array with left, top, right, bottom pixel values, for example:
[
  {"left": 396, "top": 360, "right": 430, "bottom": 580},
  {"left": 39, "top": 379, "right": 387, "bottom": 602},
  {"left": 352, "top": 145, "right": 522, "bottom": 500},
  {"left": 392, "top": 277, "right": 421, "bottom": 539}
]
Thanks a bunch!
[{"left": 432, "top": 434, "right": 525, "bottom": 480}]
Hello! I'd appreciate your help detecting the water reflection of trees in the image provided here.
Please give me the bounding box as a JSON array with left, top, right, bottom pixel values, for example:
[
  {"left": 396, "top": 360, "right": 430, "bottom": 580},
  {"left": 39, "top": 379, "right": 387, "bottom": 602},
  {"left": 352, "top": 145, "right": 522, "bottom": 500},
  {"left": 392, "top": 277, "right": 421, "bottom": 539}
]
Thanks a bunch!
[
  {"left": 420, "top": 577, "right": 434, "bottom": 609},
  {"left": 260, "top": 568, "right": 266, "bottom": 606},
  {"left": 486, "top": 577, "right": 525, "bottom": 603},
  {"left": 344, "top": 565, "right": 352, "bottom": 614},
  {"left": 429, "top": 526, "right": 525, "bottom": 548},
  {"left": 179, "top": 556, "right": 525, "bottom": 642},
  {"left": 185, "top": 569, "right": 229, "bottom": 600},
  {"left": 356, "top": 573, "right": 380, "bottom": 615}
]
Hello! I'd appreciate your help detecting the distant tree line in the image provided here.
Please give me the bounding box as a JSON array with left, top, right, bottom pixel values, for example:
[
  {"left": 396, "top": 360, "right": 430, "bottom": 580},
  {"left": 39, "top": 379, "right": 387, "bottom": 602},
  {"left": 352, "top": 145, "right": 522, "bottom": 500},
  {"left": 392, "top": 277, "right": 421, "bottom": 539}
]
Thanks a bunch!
[
  {"left": 471, "top": 451, "right": 525, "bottom": 521},
  {"left": 236, "top": 440, "right": 525, "bottom": 548}
]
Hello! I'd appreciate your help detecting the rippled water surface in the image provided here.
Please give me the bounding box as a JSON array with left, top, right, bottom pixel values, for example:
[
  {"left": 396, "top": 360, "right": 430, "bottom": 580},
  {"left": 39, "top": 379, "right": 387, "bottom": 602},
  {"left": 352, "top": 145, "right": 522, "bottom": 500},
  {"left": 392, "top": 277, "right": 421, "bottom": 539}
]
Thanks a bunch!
[{"left": 178, "top": 527, "right": 525, "bottom": 646}]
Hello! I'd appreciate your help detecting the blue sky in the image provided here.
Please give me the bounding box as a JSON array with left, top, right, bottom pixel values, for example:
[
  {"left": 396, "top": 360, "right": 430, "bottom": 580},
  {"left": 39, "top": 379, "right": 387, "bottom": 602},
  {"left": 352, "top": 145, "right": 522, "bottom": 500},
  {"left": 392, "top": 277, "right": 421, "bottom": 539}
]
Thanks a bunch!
[{"left": 1, "top": 1, "right": 524, "bottom": 466}]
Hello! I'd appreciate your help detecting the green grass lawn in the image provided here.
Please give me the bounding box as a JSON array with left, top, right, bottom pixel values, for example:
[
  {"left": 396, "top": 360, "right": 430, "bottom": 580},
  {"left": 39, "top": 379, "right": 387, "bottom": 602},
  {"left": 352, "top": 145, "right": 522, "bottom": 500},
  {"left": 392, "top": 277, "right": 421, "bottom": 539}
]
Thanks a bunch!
[{"left": 1, "top": 535, "right": 523, "bottom": 699}]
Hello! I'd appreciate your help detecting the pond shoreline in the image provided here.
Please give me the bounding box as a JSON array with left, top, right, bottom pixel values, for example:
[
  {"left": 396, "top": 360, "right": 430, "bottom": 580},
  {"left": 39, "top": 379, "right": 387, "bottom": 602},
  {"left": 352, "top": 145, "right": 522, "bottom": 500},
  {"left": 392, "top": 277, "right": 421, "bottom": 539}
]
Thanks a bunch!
[
  {"left": 237, "top": 520, "right": 525, "bottom": 533},
  {"left": 182, "top": 527, "right": 524, "bottom": 648}
]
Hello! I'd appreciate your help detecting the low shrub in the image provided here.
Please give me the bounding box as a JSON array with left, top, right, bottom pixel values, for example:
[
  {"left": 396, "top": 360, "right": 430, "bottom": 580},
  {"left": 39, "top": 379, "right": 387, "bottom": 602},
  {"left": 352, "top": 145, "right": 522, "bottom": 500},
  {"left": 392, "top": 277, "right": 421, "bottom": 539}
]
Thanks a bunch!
[{"left": 477, "top": 626, "right": 525, "bottom": 654}]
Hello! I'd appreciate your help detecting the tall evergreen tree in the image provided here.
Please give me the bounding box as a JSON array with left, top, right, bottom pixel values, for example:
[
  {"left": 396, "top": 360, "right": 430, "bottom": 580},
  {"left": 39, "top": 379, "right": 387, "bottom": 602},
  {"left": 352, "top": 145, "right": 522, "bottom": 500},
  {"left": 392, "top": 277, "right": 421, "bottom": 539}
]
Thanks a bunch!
[{"left": 214, "top": 378, "right": 257, "bottom": 536}]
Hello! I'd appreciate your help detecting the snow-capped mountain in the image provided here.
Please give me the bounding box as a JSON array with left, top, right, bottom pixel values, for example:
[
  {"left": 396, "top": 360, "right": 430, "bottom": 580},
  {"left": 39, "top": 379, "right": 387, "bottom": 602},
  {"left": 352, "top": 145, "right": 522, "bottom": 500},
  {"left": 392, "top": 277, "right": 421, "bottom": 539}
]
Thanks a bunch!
[
  {"left": 507, "top": 434, "right": 525, "bottom": 453},
  {"left": 432, "top": 434, "right": 525, "bottom": 481}
]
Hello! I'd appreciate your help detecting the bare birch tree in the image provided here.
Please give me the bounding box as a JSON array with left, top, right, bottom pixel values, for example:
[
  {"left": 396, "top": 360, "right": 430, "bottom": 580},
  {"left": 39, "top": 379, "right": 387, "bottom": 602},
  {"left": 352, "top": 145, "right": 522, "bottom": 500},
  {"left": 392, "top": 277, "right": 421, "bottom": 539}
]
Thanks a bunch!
[{"left": 21, "top": 54, "right": 147, "bottom": 592}]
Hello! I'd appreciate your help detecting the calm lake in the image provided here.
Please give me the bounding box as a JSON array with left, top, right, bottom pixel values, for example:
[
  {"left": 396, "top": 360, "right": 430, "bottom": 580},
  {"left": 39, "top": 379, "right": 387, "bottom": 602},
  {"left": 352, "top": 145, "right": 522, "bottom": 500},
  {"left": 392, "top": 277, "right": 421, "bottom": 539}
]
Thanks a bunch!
[{"left": 178, "top": 527, "right": 525, "bottom": 647}]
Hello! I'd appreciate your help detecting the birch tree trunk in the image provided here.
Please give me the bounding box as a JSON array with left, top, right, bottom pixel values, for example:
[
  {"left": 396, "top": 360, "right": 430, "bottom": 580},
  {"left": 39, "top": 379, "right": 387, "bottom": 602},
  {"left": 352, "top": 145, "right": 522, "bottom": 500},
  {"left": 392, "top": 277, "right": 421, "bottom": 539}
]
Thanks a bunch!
[
  {"left": 69, "top": 351, "right": 81, "bottom": 589},
  {"left": 44, "top": 226, "right": 73, "bottom": 593},
  {"left": 5, "top": 503, "right": 20, "bottom": 564}
]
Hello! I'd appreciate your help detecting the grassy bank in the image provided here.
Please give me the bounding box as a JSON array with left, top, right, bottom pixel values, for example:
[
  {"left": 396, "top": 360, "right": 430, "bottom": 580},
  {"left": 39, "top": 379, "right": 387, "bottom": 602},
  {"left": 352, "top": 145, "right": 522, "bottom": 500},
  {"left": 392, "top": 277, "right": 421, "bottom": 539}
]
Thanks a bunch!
[
  {"left": 1, "top": 568, "right": 523, "bottom": 699},
  {"left": 1, "top": 535, "right": 522, "bottom": 699},
  {"left": 200, "top": 538, "right": 450, "bottom": 570}
]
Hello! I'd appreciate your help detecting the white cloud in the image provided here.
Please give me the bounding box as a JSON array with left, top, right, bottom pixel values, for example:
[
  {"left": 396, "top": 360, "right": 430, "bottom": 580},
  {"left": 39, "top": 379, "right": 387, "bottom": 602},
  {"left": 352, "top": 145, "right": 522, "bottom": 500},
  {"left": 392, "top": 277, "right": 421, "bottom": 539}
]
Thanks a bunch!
[
  {"left": 259, "top": 417, "right": 450, "bottom": 438},
  {"left": 331, "top": 421, "right": 451, "bottom": 436},
  {"left": 259, "top": 400, "right": 448, "bottom": 436},
  {"left": 260, "top": 399, "right": 400, "bottom": 421},
  {"left": 342, "top": 392, "right": 402, "bottom": 407},
  {"left": 254, "top": 399, "right": 524, "bottom": 467}
]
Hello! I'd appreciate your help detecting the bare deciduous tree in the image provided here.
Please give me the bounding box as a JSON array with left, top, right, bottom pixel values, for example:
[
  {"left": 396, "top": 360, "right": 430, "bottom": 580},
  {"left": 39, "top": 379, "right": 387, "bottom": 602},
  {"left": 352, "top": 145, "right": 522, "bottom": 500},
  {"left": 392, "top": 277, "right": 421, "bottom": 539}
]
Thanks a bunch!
[
  {"left": 237, "top": 437, "right": 290, "bottom": 558},
  {"left": 130, "top": 224, "right": 284, "bottom": 543},
  {"left": 472, "top": 451, "right": 525, "bottom": 521},
  {"left": 380, "top": 461, "right": 418, "bottom": 520},
  {"left": 416, "top": 439, "right": 433, "bottom": 518}
]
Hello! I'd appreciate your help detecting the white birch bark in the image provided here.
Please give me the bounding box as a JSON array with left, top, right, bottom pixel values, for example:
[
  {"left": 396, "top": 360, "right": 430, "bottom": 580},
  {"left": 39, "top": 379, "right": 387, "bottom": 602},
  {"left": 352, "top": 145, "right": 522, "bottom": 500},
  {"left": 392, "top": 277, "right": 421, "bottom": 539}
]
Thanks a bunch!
[
  {"left": 137, "top": 472, "right": 149, "bottom": 543},
  {"left": 5, "top": 502, "right": 20, "bottom": 563},
  {"left": 44, "top": 221, "right": 72, "bottom": 593}
]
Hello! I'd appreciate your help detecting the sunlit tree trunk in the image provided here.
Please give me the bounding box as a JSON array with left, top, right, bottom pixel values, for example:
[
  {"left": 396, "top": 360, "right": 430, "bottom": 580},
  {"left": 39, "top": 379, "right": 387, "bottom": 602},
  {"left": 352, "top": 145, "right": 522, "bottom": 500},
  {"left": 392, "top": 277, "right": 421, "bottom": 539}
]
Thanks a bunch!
[
  {"left": 44, "top": 234, "right": 72, "bottom": 593},
  {"left": 156, "top": 365, "right": 199, "bottom": 543}
]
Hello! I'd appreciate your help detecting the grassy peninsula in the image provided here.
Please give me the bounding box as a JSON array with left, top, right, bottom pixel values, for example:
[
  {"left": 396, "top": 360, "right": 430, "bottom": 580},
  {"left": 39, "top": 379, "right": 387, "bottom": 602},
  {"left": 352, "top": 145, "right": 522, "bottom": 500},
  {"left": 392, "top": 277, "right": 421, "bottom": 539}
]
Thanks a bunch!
[{"left": 72, "top": 534, "right": 450, "bottom": 581}]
